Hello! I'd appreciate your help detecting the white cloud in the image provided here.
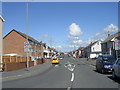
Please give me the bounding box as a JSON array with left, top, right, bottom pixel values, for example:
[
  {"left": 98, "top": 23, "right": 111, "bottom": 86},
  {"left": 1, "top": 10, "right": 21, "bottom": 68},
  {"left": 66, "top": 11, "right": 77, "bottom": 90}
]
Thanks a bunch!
[
  {"left": 68, "top": 23, "right": 83, "bottom": 37},
  {"left": 52, "top": 45, "right": 62, "bottom": 50},
  {"left": 104, "top": 24, "right": 118, "bottom": 33},
  {"left": 72, "top": 40, "right": 83, "bottom": 44},
  {"left": 68, "top": 45, "right": 79, "bottom": 49},
  {"left": 88, "top": 24, "right": 118, "bottom": 43},
  {"left": 68, "top": 45, "right": 75, "bottom": 48}
]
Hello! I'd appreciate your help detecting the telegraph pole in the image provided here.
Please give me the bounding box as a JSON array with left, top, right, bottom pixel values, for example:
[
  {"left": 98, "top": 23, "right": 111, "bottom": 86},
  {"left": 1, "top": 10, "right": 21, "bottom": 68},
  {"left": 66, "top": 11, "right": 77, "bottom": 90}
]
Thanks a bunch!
[
  {"left": 0, "top": 0, "right": 2, "bottom": 15},
  {"left": 26, "top": 1, "right": 29, "bottom": 69}
]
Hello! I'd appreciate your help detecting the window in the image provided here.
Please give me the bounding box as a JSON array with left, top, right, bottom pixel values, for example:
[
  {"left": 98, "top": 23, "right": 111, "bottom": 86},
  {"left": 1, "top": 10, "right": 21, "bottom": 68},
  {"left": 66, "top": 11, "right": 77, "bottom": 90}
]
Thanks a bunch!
[
  {"left": 35, "top": 43, "right": 37, "bottom": 46},
  {"left": 97, "top": 42, "right": 99, "bottom": 45},
  {"left": 37, "top": 44, "right": 40, "bottom": 47},
  {"left": 93, "top": 48, "right": 94, "bottom": 51},
  {"left": 29, "top": 40, "right": 34, "bottom": 45},
  {"left": 116, "top": 59, "right": 120, "bottom": 65}
]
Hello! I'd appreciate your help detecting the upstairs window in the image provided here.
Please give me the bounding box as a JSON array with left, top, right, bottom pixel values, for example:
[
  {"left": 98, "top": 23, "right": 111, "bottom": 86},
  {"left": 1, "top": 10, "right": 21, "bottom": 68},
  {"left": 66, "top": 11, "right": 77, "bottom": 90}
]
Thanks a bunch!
[{"left": 97, "top": 42, "right": 99, "bottom": 45}]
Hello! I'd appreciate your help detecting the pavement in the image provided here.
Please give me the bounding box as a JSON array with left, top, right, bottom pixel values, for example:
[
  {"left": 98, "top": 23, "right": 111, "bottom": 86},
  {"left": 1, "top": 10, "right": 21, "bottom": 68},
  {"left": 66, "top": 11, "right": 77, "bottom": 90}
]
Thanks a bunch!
[
  {"left": 80, "top": 58, "right": 96, "bottom": 66},
  {"left": 2, "top": 61, "right": 53, "bottom": 81},
  {"left": 2, "top": 56, "right": 119, "bottom": 89}
]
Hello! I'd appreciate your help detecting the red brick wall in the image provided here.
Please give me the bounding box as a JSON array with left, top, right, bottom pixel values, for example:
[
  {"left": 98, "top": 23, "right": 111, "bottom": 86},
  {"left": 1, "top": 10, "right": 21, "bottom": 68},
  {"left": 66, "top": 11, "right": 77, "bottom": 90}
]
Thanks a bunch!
[
  {"left": 28, "top": 61, "right": 34, "bottom": 67},
  {"left": 3, "top": 61, "right": 34, "bottom": 72},
  {"left": 3, "top": 31, "right": 26, "bottom": 56},
  {"left": 44, "top": 59, "right": 52, "bottom": 63},
  {"left": 36, "top": 60, "right": 42, "bottom": 65},
  {"left": 4, "top": 62, "right": 26, "bottom": 72}
]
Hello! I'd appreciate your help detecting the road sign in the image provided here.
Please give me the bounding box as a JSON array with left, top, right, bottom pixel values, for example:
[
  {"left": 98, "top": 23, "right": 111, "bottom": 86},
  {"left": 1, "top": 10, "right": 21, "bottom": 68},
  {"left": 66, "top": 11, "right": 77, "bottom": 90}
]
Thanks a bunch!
[
  {"left": 24, "top": 41, "right": 30, "bottom": 52},
  {"left": 115, "top": 39, "right": 120, "bottom": 50},
  {"left": 24, "top": 47, "right": 30, "bottom": 52},
  {"left": 24, "top": 41, "right": 29, "bottom": 47}
]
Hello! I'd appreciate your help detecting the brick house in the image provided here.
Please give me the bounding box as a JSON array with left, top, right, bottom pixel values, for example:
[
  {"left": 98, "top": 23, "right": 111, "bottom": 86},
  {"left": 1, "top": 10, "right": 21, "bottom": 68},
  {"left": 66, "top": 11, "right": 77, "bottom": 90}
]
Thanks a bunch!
[
  {"left": 77, "top": 47, "right": 85, "bottom": 58},
  {"left": 3, "top": 29, "right": 43, "bottom": 60},
  {"left": 68, "top": 47, "right": 85, "bottom": 58}
]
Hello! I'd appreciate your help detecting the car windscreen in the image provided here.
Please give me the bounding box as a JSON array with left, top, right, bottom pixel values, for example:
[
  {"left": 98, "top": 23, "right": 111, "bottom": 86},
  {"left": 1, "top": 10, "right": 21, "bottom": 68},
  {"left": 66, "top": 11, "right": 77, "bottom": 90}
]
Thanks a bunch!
[{"left": 103, "top": 56, "right": 116, "bottom": 62}]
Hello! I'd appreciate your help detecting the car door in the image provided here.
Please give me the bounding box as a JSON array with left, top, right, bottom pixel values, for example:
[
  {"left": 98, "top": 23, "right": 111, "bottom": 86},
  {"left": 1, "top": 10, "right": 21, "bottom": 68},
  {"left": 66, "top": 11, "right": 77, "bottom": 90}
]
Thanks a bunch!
[
  {"left": 96, "top": 57, "right": 101, "bottom": 70},
  {"left": 99, "top": 57, "right": 103, "bottom": 70},
  {"left": 117, "top": 59, "right": 120, "bottom": 77}
]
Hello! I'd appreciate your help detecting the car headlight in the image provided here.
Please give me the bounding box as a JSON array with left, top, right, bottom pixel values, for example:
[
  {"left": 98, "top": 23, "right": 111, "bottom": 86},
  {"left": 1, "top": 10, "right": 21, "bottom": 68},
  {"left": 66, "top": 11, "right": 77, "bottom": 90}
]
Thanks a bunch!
[{"left": 104, "top": 65, "right": 111, "bottom": 68}]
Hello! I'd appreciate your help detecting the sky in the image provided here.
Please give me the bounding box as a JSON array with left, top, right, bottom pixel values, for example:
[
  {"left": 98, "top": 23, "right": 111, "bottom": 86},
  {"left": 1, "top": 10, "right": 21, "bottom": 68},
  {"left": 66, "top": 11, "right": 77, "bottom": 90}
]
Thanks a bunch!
[{"left": 2, "top": 2, "right": 118, "bottom": 52}]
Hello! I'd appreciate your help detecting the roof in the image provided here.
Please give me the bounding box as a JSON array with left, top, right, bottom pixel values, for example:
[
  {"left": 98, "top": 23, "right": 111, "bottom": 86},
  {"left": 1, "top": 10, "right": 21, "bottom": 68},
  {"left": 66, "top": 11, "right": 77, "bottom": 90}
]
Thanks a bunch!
[
  {"left": 86, "top": 41, "right": 99, "bottom": 48},
  {"left": 3, "top": 29, "right": 39, "bottom": 43},
  {"left": 78, "top": 47, "right": 85, "bottom": 50},
  {"left": 102, "top": 32, "right": 120, "bottom": 43},
  {"left": 0, "top": 15, "right": 5, "bottom": 22}
]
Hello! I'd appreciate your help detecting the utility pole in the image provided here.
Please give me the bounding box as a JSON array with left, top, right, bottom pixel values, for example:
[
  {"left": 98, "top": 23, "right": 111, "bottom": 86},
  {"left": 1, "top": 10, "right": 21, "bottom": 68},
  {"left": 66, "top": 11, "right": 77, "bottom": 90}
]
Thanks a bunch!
[
  {"left": 26, "top": 1, "right": 29, "bottom": 69},
  {"left": 0, "top": 0, "right": 5, "bottom": 72},
  {"left": 0, "top": 0, "right": 2, "bottom": 15}
]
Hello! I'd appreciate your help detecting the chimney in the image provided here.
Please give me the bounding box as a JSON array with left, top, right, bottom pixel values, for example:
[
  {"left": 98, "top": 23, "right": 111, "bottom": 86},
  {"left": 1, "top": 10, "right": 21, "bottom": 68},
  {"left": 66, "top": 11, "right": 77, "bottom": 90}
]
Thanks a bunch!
[{"left": 108, "top": 31, "right": 110, "bottom": 37}]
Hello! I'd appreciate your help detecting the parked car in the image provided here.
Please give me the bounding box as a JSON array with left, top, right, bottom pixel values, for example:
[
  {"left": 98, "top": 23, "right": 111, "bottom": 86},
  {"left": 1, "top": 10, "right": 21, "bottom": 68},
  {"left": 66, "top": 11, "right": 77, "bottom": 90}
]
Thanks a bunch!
[
  {"left": 96, "top": 55, "right": 116, "bottom": 73},
  {"left": 112, "top": 59, "right": 120, "bottom": 79},
  {"left": 59, "top": 56, "right": 63, "bottom": 60}
]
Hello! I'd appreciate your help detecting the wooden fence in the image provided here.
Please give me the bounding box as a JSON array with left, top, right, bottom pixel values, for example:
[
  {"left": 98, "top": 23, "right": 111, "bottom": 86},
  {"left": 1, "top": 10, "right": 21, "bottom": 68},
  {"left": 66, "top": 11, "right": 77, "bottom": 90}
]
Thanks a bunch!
[{"left": 2, "top": 56, "right": 31, "bottom": 63}]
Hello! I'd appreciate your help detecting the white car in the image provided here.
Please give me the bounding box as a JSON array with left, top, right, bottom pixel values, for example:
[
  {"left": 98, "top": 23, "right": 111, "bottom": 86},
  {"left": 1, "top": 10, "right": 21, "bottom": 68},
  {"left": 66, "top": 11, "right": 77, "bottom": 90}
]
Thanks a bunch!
[{"left": 59, "top": 57, "right": 63, "bottom": 60}]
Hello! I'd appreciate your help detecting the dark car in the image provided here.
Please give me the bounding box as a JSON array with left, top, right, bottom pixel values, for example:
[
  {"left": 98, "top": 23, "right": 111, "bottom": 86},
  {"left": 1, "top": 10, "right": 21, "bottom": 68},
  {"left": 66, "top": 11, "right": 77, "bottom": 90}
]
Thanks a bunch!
[
  {"left": 96, "top": 55, "right": 116, "bottom": 73},
  {"left": 112, "top": 59, "right": 120, "bottom": 79}
]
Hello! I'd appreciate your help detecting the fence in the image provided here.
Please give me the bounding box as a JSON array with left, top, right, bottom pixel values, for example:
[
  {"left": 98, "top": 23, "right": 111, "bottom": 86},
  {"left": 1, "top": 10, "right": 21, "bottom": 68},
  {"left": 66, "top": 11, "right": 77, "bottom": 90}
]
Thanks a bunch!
[{"left": 2, "top": 56, "right": 31, "bottom": 63}]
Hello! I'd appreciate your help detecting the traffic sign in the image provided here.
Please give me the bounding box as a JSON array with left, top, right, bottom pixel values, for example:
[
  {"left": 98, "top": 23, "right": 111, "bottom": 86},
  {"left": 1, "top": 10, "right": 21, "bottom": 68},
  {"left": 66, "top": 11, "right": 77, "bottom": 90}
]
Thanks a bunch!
[
  {"left": 115, "top": 39, "right": 120, "bottom": 50},
  {"left": 24, "top": 41, "right": 29, "bottom": 47},
  {"left": 24, "top": 41, "right": 30, "bottom": 52},
  {"left": 24, "top": 47, "right": 30, "bottom": 52}
]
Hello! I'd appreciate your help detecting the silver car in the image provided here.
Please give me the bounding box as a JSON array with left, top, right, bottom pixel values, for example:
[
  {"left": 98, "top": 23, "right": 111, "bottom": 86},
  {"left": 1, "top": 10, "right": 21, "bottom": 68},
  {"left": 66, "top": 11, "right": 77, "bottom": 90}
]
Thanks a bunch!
[{"left": 112, "top": 59, "right": 120, "bottom": 79}]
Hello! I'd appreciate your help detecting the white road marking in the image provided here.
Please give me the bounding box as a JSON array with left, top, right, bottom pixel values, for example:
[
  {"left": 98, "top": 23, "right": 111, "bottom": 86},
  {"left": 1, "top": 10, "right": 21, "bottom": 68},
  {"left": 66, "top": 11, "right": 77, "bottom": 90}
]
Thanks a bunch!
[
  {"left": 71, "top": 65, "right": 76, "bottom": 71},
  {"left": 55, "top": 65, "right": 59, "bottom": 67},
  {"left": 17, "top": 75, "right": 22, "bottom": 77},
  {"left": 64, "top": 65, "right": 67, "bottom": 68},
  {"left": 67, "top": 87, "right": 71, "bottom": 90},
  {"left": 64, "top": 63, "right": 76, "bottom": 72},
  {"left": 71, "top": 73, "right": 74, "bottom": 82}
]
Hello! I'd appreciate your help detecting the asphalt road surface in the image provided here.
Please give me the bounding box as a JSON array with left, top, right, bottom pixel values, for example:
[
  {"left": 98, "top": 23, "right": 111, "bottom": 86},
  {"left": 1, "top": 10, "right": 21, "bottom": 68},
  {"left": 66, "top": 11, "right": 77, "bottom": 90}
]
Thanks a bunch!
[{"left": 2, "top": 56, "right": 120, "bottom": 89}]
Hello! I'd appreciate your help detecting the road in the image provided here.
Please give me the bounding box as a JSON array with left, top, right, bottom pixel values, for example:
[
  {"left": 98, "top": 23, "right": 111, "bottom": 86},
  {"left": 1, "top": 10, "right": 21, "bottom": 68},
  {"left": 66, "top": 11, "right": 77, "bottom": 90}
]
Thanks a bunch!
[{"left": 2, "top": 56, "right": 120, "bottom": 89}]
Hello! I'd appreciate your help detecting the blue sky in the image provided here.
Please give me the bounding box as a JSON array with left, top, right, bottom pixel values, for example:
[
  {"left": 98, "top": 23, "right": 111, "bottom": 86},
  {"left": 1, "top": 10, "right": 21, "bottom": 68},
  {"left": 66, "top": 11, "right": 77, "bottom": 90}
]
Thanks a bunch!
[{"left": 2, "top": 2, "right": 118, "bottom": 52}]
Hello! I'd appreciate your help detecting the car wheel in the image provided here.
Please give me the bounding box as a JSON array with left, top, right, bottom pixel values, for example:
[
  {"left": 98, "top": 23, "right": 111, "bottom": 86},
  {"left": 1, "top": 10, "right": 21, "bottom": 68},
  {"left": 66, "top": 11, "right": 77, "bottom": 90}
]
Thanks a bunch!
[
  {"left": 112, "top": 70, "right": 117, "bottom": 79},
  {"left": 96, "top": 66, "right": 98, "bottom": 72},
  {"left": 101, "top": 69, "right": 105, "bottom": 74}
]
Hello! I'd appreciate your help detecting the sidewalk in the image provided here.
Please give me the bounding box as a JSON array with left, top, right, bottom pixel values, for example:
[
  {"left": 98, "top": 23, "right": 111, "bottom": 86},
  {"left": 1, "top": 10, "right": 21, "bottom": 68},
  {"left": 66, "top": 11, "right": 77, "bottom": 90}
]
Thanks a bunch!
[
  {"left": 2, "top": 61, "right": 52, "bottom": 81},
  {"left": 80, "top": 58, "right": 96, "bottom": 66}
]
